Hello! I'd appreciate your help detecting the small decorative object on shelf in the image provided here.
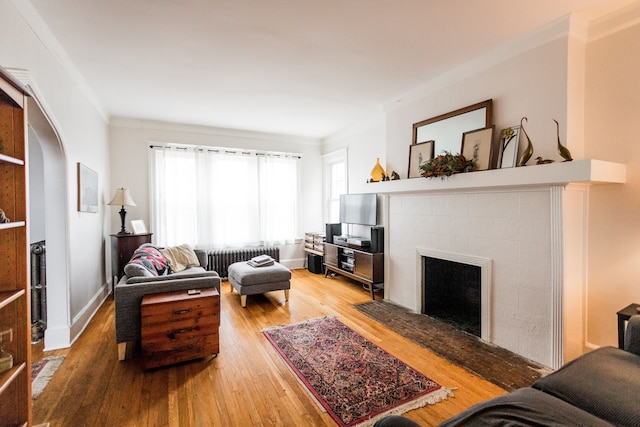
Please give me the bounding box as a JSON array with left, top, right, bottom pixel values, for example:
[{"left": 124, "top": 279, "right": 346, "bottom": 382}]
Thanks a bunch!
[
  {"left": 554, "top": 119, "right": 573, "bottom": 162},
  {"left": 0, "top": 208, "right": 9, "bottom": 223},
  {"left": 517, "top": 117, "right": 534, "bottom": 166},
  {"left": 390, "top": 171, "right": 400, "bottom": 180},
  {"left": 498, "top": 126, "right": 520, "bottom": 168},
  {"left": 420, "top": 151, "right": 477, "bottom": 179},
  {"left": 370, "top": 158, "right": 385, "bottom": 182},
  {"left": 0, "top": 327, "right": 13, "bottom": 374},
  {"left": 536, "top": 157, "right": 554, "bottom": 165}
]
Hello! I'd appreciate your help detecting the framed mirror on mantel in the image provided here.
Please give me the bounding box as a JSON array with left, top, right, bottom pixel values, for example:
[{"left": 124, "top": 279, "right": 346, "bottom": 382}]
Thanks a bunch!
[{"left": 411, "top": 99, "right": 493, "bottom": 176}]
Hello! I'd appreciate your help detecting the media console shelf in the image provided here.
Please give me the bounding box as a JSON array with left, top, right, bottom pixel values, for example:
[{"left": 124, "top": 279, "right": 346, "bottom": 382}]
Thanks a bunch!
[{"left": 324, "top": 242, "right": 383, "bottom": 300}]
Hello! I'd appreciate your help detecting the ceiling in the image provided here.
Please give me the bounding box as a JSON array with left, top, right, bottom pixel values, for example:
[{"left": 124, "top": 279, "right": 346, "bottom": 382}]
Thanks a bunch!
[{"left": 27, "top": 0, "right": 628, "bottom": 139}]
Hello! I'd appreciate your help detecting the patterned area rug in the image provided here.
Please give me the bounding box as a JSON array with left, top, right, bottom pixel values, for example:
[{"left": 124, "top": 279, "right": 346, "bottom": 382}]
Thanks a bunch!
[
  {"left": 31, "top": 356, "right": 64, "bottom": 399},
  {"left": 263, "top": 316, "right": 453, "bottom": 427}
]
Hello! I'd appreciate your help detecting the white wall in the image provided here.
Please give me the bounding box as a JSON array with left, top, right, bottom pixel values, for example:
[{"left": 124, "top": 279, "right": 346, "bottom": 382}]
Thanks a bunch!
[
  {"left": 323, "top": 111, "right": 387, "bottom": 195},
  {"left": 0, "top": 1, "right": 111, "bottom": 348},
  {"left": 385, "top": 37, "right": 570, "bottom": 177},
  {"left": 28, "top": 129, "right": 46, "bottom": 242},
  {"left": 327, "top": 8, "right": 640, "bottom": 357},
  {"left": 108, "top": 118, "right": 324, "bottom": 267},
  {"left": 584, "top": 17, "right": 640, "bottom": 347},
  {"left": 382, "top": 35, "right": 578, "bottom": 367}
]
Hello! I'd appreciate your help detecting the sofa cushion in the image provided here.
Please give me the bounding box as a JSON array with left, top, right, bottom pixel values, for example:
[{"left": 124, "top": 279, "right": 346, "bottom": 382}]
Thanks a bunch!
[
  {"left": 125, "top": 244, "right": 168, "bottom": 277},
  {"left": 125, "top": 267, "right": 217, "bottom": 284},
  {"left": 436, "top": 387, "right": 615, "bottom": 427},
  {"left": 160, "top": 243, "right": 200, "bottom": 273},
  {"left": 532, "top": 346, "right": 640, "bottom": 427}
]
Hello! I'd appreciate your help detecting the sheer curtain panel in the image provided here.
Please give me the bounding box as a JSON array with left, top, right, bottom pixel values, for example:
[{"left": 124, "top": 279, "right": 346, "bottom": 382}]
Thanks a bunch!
[{"left": 150, "top": 145, "right": 299, "bottom": 249}]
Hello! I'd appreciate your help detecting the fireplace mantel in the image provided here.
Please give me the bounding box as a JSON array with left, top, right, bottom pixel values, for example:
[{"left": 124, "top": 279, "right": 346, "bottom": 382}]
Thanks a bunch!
[
  {"left": 364, "top": 159, "right": 626, "bottom": 194},
  {"left": 372, "top": 158, "right": 625, "bottom": 368}
]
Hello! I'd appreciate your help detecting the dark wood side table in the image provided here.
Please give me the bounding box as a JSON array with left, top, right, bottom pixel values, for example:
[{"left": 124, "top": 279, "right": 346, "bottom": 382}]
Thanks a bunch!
[
  {"left": 110, "top": 233, "right": 153, "bottom": 292},
  {"left": 616, "top": 303, "right": 640, "bottom": 349}
]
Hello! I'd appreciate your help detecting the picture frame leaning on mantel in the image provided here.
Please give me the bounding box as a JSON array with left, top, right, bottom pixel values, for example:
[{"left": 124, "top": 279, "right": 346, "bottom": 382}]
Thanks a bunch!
[
  {"left": 461, "top": 126, "right": 495, "bottom": 171},
  {"left": 408, "top": 140, "right": 435, "bottom": 178}
]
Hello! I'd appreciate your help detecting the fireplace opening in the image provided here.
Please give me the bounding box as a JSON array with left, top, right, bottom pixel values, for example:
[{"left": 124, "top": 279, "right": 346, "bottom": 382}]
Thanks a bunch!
[{"left": 422, "top": 256, "right": 481, "bottom": 337}]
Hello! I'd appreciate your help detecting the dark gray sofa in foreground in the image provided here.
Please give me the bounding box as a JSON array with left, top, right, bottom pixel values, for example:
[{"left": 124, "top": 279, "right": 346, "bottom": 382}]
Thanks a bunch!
[
  {"left": 376, "top": 315, "right": 640, "bottom": 427},
  {"left": 436, "top": 315, "right": 640, "bottom": 427},
  {"left": 115, "top": 248, "right": 221, "bottom": 360}
]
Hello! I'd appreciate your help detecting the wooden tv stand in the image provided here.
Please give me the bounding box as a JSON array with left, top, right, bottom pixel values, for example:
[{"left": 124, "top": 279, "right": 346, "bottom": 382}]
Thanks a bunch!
[{"left": 323, "top": 242, "right": 383, "bottom": 300}]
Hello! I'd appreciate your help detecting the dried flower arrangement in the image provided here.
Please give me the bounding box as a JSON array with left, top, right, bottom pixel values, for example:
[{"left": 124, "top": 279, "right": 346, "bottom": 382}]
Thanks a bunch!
[{"left": 420, "top": 151, "right": 478, "bottom": 179}]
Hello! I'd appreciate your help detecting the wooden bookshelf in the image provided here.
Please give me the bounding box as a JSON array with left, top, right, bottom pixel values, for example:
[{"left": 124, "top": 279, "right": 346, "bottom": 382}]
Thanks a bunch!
[{"left": 0, "top": 65, "right": 31, "bottom": 426}]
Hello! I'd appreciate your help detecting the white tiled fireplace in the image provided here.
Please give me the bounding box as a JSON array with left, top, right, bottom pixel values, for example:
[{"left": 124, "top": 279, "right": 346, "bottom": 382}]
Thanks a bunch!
[{"left": 366, "top": 160, "right": 625, "bottom": 369}]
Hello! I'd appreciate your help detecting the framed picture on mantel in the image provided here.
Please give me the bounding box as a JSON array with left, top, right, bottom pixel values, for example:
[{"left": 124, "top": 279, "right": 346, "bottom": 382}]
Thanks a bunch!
[
  {"left": 498, "top": 125, "right": 520, "bottom": 169},
  {"left": 461, "top": 126, "right": 494, "bottom": 171},
  {"left": 408, "top": 140, "right": 435, "bottom": 178}
]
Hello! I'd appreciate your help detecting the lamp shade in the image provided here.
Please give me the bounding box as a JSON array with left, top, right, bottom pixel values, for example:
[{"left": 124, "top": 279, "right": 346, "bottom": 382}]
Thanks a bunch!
[{"left": 108, "top": 188, "right": 136, "bottom": 207}]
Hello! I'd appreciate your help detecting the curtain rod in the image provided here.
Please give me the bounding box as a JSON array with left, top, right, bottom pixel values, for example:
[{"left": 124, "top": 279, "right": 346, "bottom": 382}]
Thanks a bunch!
[{"left": 148, "top": 144, "right": 302, "bottom": 159}]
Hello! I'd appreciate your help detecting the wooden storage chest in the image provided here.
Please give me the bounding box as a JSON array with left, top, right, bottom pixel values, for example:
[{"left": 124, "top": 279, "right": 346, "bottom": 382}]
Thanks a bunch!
[{"left": 141, "top": 287, "right": 220, "bottom": 370}]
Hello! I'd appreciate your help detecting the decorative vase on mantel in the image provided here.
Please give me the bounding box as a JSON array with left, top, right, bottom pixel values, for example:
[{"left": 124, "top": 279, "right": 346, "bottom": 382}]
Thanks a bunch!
[{"left": 370, "top": 158, "right": 385, "bottom": 182}]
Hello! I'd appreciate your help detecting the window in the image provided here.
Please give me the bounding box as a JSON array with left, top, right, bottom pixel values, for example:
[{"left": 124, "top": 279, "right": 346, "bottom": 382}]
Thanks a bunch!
[
  {"left": 150, "top": 145, "right": 299, "bottom": 248},
  {"left": 323, "top": 149, "right": 347, "bottom": 224}
]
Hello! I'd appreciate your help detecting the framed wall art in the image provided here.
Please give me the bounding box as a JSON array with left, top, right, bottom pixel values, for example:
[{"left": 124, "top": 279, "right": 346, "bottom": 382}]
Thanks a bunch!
[
  {"left": 497, "top": 125, "right": 520, "bottom": 168},
  {"left": 461, "top": 126, "right": 495, "bottom": 171},
  {"left": 77, "top": 162, "right": 98, "bottom": 213},
  {"left": 407, "top": 140, "right": 435, "bottom": 178}
]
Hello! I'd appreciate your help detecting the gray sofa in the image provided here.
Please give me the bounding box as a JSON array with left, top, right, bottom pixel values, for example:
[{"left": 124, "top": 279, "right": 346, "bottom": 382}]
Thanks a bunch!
[
  {"left": 375, "top": 315, "right": 640, "bottom": 427},
  {"left": 436, "top": 314, "right": 640, "bottom": 427},
  {"left": 115, "top": 248, "right": 221, "bottom": 360}
]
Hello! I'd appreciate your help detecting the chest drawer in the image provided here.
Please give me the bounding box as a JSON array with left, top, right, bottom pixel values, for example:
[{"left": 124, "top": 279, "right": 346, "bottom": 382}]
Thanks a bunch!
[
  {"left": 142, "top": 334, "right": 220, "bottom": 370},
  {"left": 142, "top": 315, "right": 219, "bottom": 344},
  {"left": 141, "top": 293, "right": 219, "bottom": 324}
]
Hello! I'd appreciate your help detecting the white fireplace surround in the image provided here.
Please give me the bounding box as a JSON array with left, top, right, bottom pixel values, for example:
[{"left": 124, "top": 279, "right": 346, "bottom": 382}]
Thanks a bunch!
[
  {"left": 417, "top": 248, "right": 492, "bottom": 341},
  {"left": 366, "top": 159, "right": 626, "bottom": 369}
]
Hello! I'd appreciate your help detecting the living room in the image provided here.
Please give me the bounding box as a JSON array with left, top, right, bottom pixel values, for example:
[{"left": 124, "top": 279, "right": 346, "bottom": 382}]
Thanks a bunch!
[{"left": 1, "top": 0, "right": 640, "bottom": 425}]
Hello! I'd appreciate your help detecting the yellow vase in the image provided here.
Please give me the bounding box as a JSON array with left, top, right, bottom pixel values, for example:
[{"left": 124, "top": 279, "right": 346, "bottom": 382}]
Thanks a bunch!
[{"left": 370, "top": 158, "right": 385, "bottom": 182}]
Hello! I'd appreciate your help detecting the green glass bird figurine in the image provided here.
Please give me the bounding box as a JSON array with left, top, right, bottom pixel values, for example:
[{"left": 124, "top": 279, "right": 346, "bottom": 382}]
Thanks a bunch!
[
  {"left": 554, "top": 119, "right": 573, "bottom": 162},
  {"left": 517, "top": 117, "right": 534, "bottom": 166}
]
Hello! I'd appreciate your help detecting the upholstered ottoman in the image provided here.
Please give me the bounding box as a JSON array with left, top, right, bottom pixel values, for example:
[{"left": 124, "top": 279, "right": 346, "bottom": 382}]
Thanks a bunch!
[{"left": 228, "top": 261, "right": 291, "bottom": 307}]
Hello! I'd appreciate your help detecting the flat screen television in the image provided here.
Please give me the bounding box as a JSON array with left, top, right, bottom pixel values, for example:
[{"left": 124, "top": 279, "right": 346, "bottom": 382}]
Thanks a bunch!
[{"left": 339, "top": 193, "right": 377, "bottom": 226}]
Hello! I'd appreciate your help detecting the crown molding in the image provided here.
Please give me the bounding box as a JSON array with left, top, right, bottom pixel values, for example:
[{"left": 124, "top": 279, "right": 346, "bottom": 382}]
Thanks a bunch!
[
  {"left": 587, "top": 0, "right": 640, "bottom": 41},
  {"left": 6, "top": 67, "right": 68, "bottom": 149},
  {"left": 109, "top": 116, "right": 322, "bottom": 146},
  {"left": 382, "top": 1, "right": 640, "bottom": 114}
]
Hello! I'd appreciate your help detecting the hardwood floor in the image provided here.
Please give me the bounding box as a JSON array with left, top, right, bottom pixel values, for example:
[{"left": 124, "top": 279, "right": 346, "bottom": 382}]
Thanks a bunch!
[{"left": 32, "top": 269, "right": 506, "bottom": 426}]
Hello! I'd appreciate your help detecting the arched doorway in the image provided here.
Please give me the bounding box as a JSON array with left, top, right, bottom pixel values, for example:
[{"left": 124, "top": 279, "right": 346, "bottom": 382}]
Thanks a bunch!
[{"left": 11, "top": 69, "right": 71, "bottom": 350}]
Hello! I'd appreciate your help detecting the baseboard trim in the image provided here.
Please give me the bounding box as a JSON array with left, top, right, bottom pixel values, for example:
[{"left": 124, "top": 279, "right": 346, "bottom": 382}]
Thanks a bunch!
[{"left": 43, "top": 283, "right": 110, "bottom": 350}]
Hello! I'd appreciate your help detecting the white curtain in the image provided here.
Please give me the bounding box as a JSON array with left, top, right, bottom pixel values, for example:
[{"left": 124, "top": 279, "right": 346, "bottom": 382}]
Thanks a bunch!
[{"left": 150, "top": 146, "right": 299, "bottom": 248}]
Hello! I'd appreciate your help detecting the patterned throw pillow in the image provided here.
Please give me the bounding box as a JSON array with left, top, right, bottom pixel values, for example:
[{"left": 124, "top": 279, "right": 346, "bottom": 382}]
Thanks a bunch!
[{"left": 125, "top": 244, "right": 168, "bottom": 277}]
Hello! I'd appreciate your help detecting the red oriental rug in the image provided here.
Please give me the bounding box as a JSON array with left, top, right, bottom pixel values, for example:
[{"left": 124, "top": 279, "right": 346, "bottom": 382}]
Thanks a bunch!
[{"left": 263, "top": 316, "right": 453, "bottom": 427}]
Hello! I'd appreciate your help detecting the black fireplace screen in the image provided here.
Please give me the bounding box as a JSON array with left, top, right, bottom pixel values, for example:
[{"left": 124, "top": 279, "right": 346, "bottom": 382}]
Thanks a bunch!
[{"left": 422, "top": 256, "right": 481, "bottom": 337}]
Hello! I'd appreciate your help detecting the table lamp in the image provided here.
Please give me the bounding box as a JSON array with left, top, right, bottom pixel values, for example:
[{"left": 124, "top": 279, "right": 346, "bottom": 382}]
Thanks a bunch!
[{"left": 108, "top": 188, "right": 136, "bottom": 235}]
